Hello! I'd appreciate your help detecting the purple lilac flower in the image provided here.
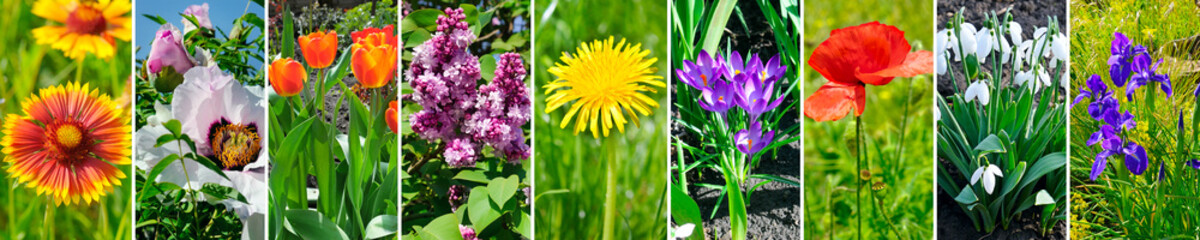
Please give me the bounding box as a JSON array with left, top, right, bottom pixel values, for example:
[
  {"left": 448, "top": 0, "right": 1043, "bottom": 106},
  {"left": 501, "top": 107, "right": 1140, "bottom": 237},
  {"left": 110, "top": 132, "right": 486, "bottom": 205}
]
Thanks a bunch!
[
  {"left": 734, "top": 121, "right": 774, "bottom": 156},
  {"left": 444, "top": 137, "right": 478, "bottom": 168},
  {"left": 466, "top": 53, "right": 532, "bottom": 163},
  {"left": 1124, "top": 54, "right": 1172, "bottom": 100},
  {"left": 459, "top": 225, "right": 480, "bottom": 240},
  {"left": 734, "top": 73, "right": 785, "bottom": 120},
  {"left": 523, "top": 187, "right": 532, "bottom": 205},
  {"left": 408, "top": 8, "right": 531, "bottom": 165},
  {"left": 448, "top": 185, "right": 467, "bottom": 211},
  {"left": 677, "top": 50, "right": 727, "bottom": 91}
]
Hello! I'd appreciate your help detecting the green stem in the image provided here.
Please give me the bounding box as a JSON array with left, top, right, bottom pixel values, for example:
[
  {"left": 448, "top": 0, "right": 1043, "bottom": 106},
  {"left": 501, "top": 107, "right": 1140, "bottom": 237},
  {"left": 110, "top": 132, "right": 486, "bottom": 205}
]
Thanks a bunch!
[
  {"left": 855, "top": 115, "right": 863, "bottom": 240},
  {"left": 316, "top": 68, "right": 329, "bottom": 120},
  {"left": 602, "top": 136, "right": 618, "bottom": 240},
  {"left": 175, "top": 141, "right": 200, "bottom": 226},
  {"left": 75, "top": 58, "right": 84, "bottom": 83}
]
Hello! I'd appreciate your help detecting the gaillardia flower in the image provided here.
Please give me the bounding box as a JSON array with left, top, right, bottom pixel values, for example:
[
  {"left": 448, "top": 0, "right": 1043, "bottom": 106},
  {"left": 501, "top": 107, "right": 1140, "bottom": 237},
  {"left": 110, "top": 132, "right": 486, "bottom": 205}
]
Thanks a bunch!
[
  {"left": 269, "top": 58, "right": 306, "bottom": 97},
  {"left": 298, "top": 30, "right": 339, "bottom": 68},
  {"left": 2, "top": 82, "right": 131, "bottom": 205},
  {"left": 31, "top": 0, "right": 132, "bottom": 60},
  {"left": 805, "top": 21, "right": 933, "bottom": 122},
  {"left": 351, "top": 25, "right": 398, "bottom": 89},
  {"left": 544, "top": 36, "right": 665, "bottom": 138}
]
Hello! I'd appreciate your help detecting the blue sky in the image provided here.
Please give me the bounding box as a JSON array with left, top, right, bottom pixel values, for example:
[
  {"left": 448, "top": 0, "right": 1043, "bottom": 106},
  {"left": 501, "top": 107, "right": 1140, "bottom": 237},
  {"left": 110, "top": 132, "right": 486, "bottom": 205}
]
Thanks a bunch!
[{"left": 134, "top": 0, "right": 264, "bottom": 63}]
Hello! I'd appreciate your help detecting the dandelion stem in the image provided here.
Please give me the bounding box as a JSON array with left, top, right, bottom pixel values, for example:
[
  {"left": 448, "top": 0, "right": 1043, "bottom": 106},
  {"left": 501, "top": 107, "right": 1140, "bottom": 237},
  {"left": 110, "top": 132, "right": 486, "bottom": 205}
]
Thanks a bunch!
[{"left": 602, "top": 136, "right": 618, "bottom": 240}]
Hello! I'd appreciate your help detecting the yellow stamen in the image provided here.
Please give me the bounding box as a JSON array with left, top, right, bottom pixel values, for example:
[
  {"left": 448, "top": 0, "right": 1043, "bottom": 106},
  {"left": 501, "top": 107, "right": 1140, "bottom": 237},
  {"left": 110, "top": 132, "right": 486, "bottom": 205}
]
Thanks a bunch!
[{"left": 55, "top": 125, "right": 82, "bottom": 148}]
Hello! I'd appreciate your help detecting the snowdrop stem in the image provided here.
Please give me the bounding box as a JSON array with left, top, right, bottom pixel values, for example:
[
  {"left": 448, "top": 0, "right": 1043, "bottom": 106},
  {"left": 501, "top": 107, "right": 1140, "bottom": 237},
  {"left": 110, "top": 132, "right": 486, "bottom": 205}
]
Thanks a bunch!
[{"left": 601, "top": 136, "right": 618, "bottom": 240}]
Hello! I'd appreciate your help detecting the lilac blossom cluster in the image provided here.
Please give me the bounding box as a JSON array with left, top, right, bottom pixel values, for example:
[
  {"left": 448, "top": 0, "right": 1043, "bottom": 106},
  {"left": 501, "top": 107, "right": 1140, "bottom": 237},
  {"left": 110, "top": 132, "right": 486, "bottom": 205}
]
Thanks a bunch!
[
  {"left": 448, "top": 184, "right": 467, "bottom": 211},
  {"left": 408, "top": 8, "right": 531, "bottom": 167},
  {"left": 676, "top": 50, "right": 785, "bottom": 157},
  {"left": 459, "top": 225, "right": 480, "bottom": 240},
  {"left": 1073, "top": 32, "right": 1172, "bottom": 181}
]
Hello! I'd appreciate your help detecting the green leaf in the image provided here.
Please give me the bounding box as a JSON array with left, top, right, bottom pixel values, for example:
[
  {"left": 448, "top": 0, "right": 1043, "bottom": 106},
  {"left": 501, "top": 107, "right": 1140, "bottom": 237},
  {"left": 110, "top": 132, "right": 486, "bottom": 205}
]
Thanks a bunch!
[
  {"left": 281, "top": 7, "right": 295, "bottom": 59},
  {"left": 284, "top": 209, "right": 350, "bottom": 240},
  {"left": 670, "top": 184, "right": 704, "bottom": 240},
  {"left": 401, "top": 9, "right": 445, "bottom": 33},
  {"left": 973, "top": 134, "right": 1006, "bottom": 156},
  {"left": 964, "top": 54, "right": 980, "bottom": 79},
  {"left": 142, "top": 14, "right": 168, "bottom": 25},
  {"left": 453, "top": 170, "right": 490, "bottom": 184},
  {"left": 725, "top": 173, "right": 748, "bottom": 240},
  {"left": 416, "top": 214, "right": 462, "bottom": 240},
  {"left": 467, "top": 186, "right": 501, "bottom": 230},
  {"left": 145, "top": 154, "right": 180, "bottom": 185},
  {"left": 955, "top": 185, "right": 979, "bottom": 205},
  {"left": 480, "top": 54, "right": 497, "bottom": 81},
  {"left": 184, "top": 153, "right": 232, "bottom": 181},
  {"left": 363, "top": 215, "right": 397, "bottom": 239},
  {"left": 701, "top": 0, "right": 738, "bottom": 54},
  {"left": 487, "top": 175, "right": 520, "bottom": 207},
  {"left": 164, "top": 120, "right": 183, "bottom": 137},
  {"left": 1034, "top": 190, "right": 1055, "bottom": 206}
]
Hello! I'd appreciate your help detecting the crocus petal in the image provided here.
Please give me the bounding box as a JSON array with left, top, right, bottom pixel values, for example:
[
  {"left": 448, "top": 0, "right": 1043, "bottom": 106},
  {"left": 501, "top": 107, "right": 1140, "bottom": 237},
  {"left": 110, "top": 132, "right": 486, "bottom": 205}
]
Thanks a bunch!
[{"left": 804, "top": 81, "right": 864, "bottom": 122}]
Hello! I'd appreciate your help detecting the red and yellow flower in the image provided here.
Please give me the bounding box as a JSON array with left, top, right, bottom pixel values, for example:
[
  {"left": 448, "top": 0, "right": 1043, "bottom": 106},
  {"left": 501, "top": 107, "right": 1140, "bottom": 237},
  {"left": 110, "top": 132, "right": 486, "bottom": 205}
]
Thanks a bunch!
[
  {"left": 269, "top": 58, "right": 306, "bottom": 97},
  {"left": 386, "top": 100, "right": 398, "bottom": 133},
  {"left": 2, "top": 82, "right": 131, "bottom": 205},
  {"left": 351, "top": 25, "right": 397, "bottom": 89},
  {"left": 805, "top": 21, "right": 933, "bottom": 122},
  {"left": 298, "top": 30, "right": 339, "bottom": 69},
  {"left": 31, "top": 0, "right": 132, "bottom": 60}
]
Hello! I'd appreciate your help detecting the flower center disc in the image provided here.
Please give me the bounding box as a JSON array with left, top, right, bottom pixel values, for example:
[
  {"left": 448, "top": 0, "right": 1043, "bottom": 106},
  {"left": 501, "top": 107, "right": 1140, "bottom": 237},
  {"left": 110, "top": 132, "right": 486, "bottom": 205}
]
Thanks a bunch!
[
  {"left": 66, "top": 5, "right": 106, "bottom": 35},
  {"left": 45, "top": 121, "right": 91, "bottom": 164},
  {"left": 209, "top": 121, "right": 261, "bottom": 170}
]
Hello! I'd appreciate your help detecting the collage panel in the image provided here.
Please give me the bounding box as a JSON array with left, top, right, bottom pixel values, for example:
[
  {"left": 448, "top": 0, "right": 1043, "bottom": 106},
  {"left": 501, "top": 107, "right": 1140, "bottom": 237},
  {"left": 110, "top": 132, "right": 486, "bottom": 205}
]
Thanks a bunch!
[
  {"left": 934, "top": 0, "right": 1068, "bottom": 239},
  {"left": 1069, "top": 0, "right": 1200, "bottom": 238},
  {"left": 669, "top": 0, "right": 802, "bottom": 239},
  {"left": 0, "top": 0, "right": 132, "bottom": 238},
  {"left": 399, "top": 0, "right": 532, "bottom": 239},
  {"left": 532, "top": 0, "right": 667, "bottom": 239},
  {"left": 803, "top": 0, "right": 935, "bottom": 238},
  {"left": 134, "top": 0, "right": 267, "bottom": 238},
  {"left": 267, "top": 0, "right": 399, "bottom": 239}
]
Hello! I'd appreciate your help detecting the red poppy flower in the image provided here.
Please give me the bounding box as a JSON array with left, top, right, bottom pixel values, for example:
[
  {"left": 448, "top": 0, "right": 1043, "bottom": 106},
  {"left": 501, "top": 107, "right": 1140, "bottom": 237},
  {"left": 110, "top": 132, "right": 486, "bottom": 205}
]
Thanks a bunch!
[{"left": 804, "top": 21, "right": 933, "bottom": 122}]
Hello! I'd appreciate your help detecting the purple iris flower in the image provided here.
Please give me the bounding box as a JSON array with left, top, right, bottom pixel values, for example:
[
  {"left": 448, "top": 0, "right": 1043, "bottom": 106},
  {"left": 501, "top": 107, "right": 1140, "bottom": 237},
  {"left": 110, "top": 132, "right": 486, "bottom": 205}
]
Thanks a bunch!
[
  {"left": 1072, "top": 74, "right": 1109, "bottom": 108},
  {"left": 1188, "top": 159, "right": 1200, "bottom": 169},
  {"left": 1124, "top": 54, "right": 1172, "bottom": 100},
  {"left": 676, "top": 50, "right": 727, "bottom": 91},
  {"left": 1123, "top": 142, "right": 1148, "bottom": 175},
  {"left": 734, "top": 121, "right": 775, "bottom": 156},
  {"left": 1158, "top": 162, "right": 1166, "bottom": 181},
  {"left": 733, "top": 73, "right": 785, "bottom": 120},
  {"left": 1107, "top": 32, "right": 1147, "bottom": 87},
  {"left": 698, "top": 78, "right": 736, "bottom": 114}
]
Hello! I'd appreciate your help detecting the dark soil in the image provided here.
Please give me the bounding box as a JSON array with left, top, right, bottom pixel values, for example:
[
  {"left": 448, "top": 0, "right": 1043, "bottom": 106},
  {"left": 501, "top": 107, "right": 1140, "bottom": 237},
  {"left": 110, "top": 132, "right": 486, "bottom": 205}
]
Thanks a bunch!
[
  {"left": 935, "top": 0, "right": 1067, "bottom": 96},
  {"left": 670, "top": 0, "right": 801, "bottom": 239},
  {"left": 937, "top": 189, "right": 1067, "bottom": 240}
]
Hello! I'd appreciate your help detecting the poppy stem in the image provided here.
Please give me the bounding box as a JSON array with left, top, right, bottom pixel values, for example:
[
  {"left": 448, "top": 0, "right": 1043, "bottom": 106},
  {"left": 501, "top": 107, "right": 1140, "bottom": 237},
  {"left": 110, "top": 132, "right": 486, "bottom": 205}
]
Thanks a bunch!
[{"left": 855, "top": 114, "right": 863, "bottom": 240}]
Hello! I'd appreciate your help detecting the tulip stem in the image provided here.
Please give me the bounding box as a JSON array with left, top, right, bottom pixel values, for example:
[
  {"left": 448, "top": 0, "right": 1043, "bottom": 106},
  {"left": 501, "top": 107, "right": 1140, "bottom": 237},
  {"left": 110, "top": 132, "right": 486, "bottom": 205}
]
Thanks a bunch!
[
  {"left": 316, "top": 68, "right": 329, "bottom": 120},
  {"left": 602, "top": 136, "right": 619, "bottom": 240}
]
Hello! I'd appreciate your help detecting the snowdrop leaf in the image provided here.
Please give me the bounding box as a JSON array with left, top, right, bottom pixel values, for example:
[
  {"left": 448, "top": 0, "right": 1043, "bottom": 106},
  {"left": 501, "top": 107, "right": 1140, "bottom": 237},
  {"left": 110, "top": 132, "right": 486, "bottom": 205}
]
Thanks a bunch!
[
  {"left": 974, "top": 134, "right": 1006, "bottom": 155},
  {"left": 955, "top": 185, "right": 979, "bottom": 205}
]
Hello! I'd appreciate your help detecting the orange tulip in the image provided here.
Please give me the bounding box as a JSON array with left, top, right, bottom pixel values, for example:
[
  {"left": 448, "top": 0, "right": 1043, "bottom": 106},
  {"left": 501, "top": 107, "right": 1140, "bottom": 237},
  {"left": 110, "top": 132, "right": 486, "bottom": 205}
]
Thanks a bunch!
[
  {"left": 298, "top": 30, "right": 338, "bottom": 68},
  {"left": 386, "top": 100, "right": 398, "bottom": 133},
  {"left": 269, "top": 58, "right": 306, "bottom": 97},
  {"left": 350, "top": 28, "right": 397, "bottom": 89}
]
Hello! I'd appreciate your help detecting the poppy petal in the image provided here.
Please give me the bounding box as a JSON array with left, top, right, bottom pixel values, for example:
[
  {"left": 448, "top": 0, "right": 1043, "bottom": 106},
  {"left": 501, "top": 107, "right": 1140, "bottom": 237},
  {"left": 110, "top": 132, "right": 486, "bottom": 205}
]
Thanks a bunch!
[
  {"left": 809, "top": 21, "right": 910, "bottom": 85},
  {"left": 856, "top": 50, "right": 934, "bottom": 85},
  {"left": 803, "top": 81, "right": 864, "bottom": 122}
]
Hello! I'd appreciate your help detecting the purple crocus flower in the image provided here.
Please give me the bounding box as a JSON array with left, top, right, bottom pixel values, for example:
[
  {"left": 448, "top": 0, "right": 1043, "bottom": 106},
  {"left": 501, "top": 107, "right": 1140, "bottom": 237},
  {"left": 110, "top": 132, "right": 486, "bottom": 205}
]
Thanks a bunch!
[
  {"left": 754, "top": 55, "right": 788, "bottom": 86},
  {"left": 1123, "top": 142, "right": 1148, "bottom": 175},
  {"left": 698, "top": 78, "right": 736, "bottom": 114},
  {"left": 1124, "top": 54, "right": 1172, "bottom": 100},
  {"left": 733, "top": 73, "right": 785, "bottom": 120},
  {"left": 734, "top": 121, "right": 775, "bottom": 156},
  {"left": 723, "top": 51, "right": 753, "bottom": 82},
  {"left": 677, "top": 50, "right": 728, "bottom": 91}
]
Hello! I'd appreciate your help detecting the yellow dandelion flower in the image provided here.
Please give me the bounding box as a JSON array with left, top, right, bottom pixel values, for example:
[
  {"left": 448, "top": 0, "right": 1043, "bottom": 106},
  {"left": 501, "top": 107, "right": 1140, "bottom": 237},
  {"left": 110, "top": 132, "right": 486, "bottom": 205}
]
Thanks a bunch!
[
  {"left": 1, "top": 82, "right": 131, "bottom": 205},
  {"left": 544, "top": 36, "right": 665, "bottom": 138},
  {"left": 31, "top": 0, "right": 132, "bottom": 60}
]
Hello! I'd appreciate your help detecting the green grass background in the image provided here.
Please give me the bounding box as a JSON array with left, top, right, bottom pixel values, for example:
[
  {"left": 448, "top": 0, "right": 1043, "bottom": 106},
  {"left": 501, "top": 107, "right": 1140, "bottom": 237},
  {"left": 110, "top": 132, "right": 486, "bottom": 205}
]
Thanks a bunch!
[
  {"left": 0, "top": 0, "right": 133, "bottom": 239},
  {"left": 1069, "top": 0, "right": 1200, "bottom": 238},
  {"left": 803, "top": 0, "right": 934, "bottom": 239},
  {"left": 532, "top": 0, "right": 668, "bottom": 238}
]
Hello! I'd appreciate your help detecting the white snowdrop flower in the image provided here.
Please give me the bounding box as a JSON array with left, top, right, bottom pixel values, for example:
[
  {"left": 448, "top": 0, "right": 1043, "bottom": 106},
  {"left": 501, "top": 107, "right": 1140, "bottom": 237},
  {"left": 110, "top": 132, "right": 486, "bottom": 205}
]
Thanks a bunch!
[
  {"left": 970, "top": 164, "right": 1004, "bottom": 194},
  {"left": 1000, "top": 35, "right": 1013, "bottom": 65},
  {"left": 1052, "top": 33, "right": 1069, "bottom": 64},
  {"left": 1016, "top": 40, "right": 1034, "bottom": 71},
  {"left": 965, "top": 80, "right": 991, "bottom": 106},
  {"left": 976, "top": 27, "right": 992, "bottom": 63},
  {"left": 1034, "top": 27, "right": 1051, "bottom": 58},
  {"left": 936, "top": 30, "right": 949, "bottom": 75},
  {"left": 1007, "top": 22, "right": 1023, "bottom": 45},
  {"left": 1014, "top": 70, "right": 1034, "bottom": 89},
  {"left": 954, "top": 22, "right": 978, "bottom": 62},
  {"left": 673, "top": 223, "right": 696, "bottom": 239},
  {"left": 1037, "top": 67, "right": 1052, "bottom": 88}
]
